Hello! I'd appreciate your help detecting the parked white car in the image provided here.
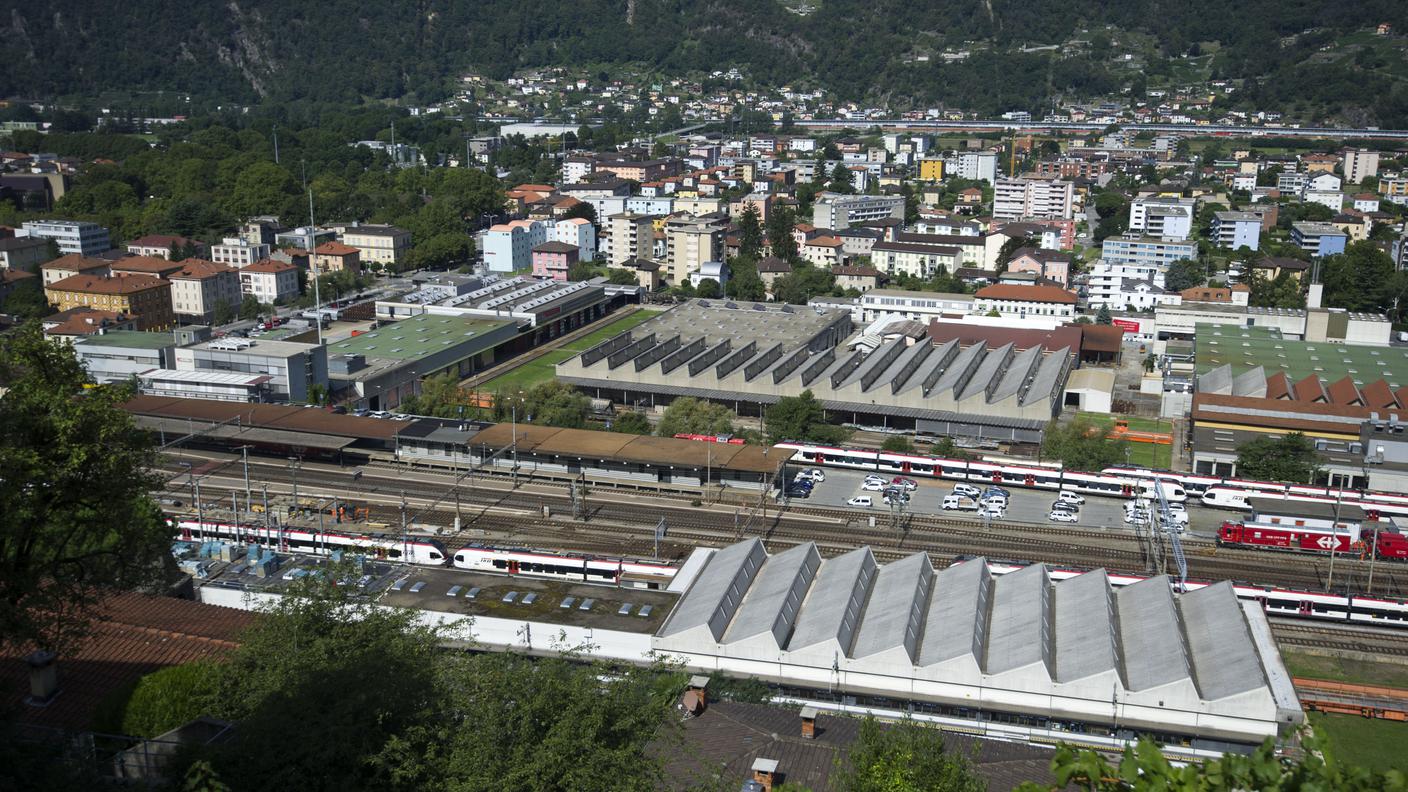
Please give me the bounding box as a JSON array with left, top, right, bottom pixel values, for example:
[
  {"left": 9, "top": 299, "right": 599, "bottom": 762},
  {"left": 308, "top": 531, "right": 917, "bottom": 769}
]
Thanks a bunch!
[
  {"left": 1056, "top": 490, "right": 1085, "bottom": 505},
  {"left": 1048, "top": 510, "right": 1079, "bottom": 523},
  {"left": 847, "top": 496, "right": 873, "bottom": 508},
  {"left": 952, "top": 483, "right": 982, "bottom": 498},
  {"left": 861, "top": 480, "right": 885, "bottom": 492}
]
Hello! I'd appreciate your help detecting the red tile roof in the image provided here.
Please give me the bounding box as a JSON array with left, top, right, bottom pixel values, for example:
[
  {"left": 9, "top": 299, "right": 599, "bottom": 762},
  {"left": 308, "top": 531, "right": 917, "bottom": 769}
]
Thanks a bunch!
[
  {"left": 1326, "top": 376, "right": 1362, "bottom": 406},
  {"left": 47, "top": 273, "right": 168, "bottom": 295},
  {"left": 973, "top": 284, "right": 1077, "bottom": 304},
  {"left": 0, "top": 593, "right": 254, "bottom": 732},
  {"left": 41, "top": 253, "right": 110, "bottom": 273},
  {"left": 1265, "top": 371, "right": 1293, "bottom": 400},
  {"left": 1293, "top": 373, "right": 1327, "bottom": 403},
  {"left": 1361, "top": 379, "right": 1397, "bottom": 409},
  {"left": 314, "top": 242, "right": 359, "bottom": 256},
  {"left": 242, "top": 258, "right": 297, "bottom": 274}
]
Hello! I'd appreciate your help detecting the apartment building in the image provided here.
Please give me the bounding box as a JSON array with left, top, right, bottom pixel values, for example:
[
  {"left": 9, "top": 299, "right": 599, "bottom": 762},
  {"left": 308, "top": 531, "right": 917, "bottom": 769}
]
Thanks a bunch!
[
  {"left": 169, "top": 260, "right": 242, "bottom": 323},
  {"left": 339, "top": 224, "right": 411, "bottom": 268},
  {"left": 239, "top": 259, "right": 300, "bottom": 304},
  {"left": 1099, "top": 235, "right": 1197, "bottom": 267},
  {"left": 972, "top": 284, "right": 1077, "bottom": 320},
  {"left": 483, "top": 219, "right": 546, "bottom": 272},
  {"left": 869, "top": 241, "right": 961, "bottom": 279},
  {"left": 548, "top": 217, "right": 597, "bottom": 262},
  {"left": 1290, "top": 222, "right": 1348, "bottom": 257},
  {"left": 992, "top": 179, "right": 1074, "bottom": 221},
  {"left": 21, "top": 219, "right": 110, "bottom": 256},
  {"left": 811, "top": 193, "right": 905, "bottom": 229},
  {"left": 664, "top": 214, "right": 726, "bottom": 283},
  {"left": 124, "top": 234, "right": 206, "bottom": 259},
  {"left": 1128, "top": 197, "right": 1194, "bottom": 241},
  {"left": 1342, "top": 148, "right": 1380, "bottom": 185},
  {"left": 210, "top": 237, "right": 272, "bottom": 268},
  {"left": 40, "top": 253, "right": 111, "bottom": 286},
  {"left": 1210, "top": 211, "right": 1262, "bottom": 251},
  {"left": 44, "top": 273, "right": 174, "bottom": 330},
  {"left": 607, "top": 213, "right": 656, "bottom": 266},
  {"left": 312, "top": 241, "right": 361, "bottom": 274},
  {"left": 0, "top": 236, "right": 52, "bottom": 271},
  {"left": 531, "top": 241, "right": 580, "bottom": 281},
  {"left": 944, "top": 150, "right": 998, "bottom": 184}
]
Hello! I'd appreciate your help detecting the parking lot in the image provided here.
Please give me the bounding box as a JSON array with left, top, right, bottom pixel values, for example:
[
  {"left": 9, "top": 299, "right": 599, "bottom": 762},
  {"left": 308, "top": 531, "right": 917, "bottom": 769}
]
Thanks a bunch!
[{"left": 784, "top": 467, "right": 1225, "bottom": 538}]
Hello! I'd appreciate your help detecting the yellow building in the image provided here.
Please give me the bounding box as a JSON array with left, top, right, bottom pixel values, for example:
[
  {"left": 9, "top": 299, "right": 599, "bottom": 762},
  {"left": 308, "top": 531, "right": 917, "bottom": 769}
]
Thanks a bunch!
[
  {"left": 44, "top": 273, "right": 174, "bottom": 330},
  {"left": 918, "top": 157, "right": 944, "bottom": 181}
]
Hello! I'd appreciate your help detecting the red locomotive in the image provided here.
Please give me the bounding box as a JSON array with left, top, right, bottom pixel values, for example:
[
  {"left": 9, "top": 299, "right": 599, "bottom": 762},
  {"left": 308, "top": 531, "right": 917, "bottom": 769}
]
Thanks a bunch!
[{"left": 1218, "top": 521, "right": 1408, "bottom": 560}]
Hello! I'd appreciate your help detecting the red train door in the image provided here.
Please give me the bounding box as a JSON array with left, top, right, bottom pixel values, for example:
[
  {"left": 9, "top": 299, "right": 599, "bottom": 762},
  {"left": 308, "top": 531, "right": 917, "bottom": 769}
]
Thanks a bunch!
[
  {"left": 901, "top": 460, "right": 912, "bottom": 473},
  {"left": 508, "top": 560, "right": 520, "bottom": 574},
  {"left": 814, "top": 451, "right": 824, "bottom": 463},
  {"left": 1024, "top": 474, "right": 1035, "bottom": 487}
]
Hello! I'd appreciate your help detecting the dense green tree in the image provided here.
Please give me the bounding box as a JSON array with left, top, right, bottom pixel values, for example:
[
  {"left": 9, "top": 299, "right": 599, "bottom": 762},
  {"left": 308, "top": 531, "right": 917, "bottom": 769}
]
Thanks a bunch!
[
  {"left": 1095, "top": 305, "right": 1112, "bottom": 324},
  {"left": 567, "top": 261, "right": 598, "bottom": 281},
  {"left": 695, "top": 277, "right": 722, "bottom": 298},
  {"left": 1236, "top": 432, "right": 1323, "bottom": 483},
  {"left": 607, "top": 268, "right": 639, "bottom": 285},
  {"left": 609, "top": 411, "right": 652, "bottom": 435},
  {"left": 724, "top": 257, "right": 767, "bottom": 301},
  {"left": 833, "top": 718, "right": 985, "bottom": 792},
  {"left": 656, "top": 397, "right": 736, "bottom": 438},
  {"left": 1015, "top": 733, "right": 1402, "bottom": 792},
  {"left": 0, "top": 325, "right": 170, "bottom": 654},
  {"left": 1163, "top": 259, "right": 1205, "bottom": 292},
  {"left": 398, "top": 373, "right": 480, "bottom": 418},
  {"left": 228, "top": 161, "right": 297, "bottom": 218},
  {"left": 1245, "top": 268, "right": 1305, "bottom": 309},
  {"left": 0, "top": 279, "right": 51, "bottom": 321},
  {"left": 1321, "top": 241, "right": 1398, "bottom": 313},
  {"left": 212, "top": 300, "right": 235, "bottom": 326},
  {"left": 1042, "top": 417, "right": 1127, "bottom": 471},
  {"left": 771, "top": 263, "right": 835, "bottom": 305},
  {"left": 738, "top": 203, "right": 765, "bottom": 260},
  {"left": 766, "top": 389, "right": 848, "bottom": 444},
  {"left": 766, "top": 205, "right": 799, "bottom": 261},
  {"left": 829, "top": 162, "right": 856, "bottom": 194},
  {"left": 96, "top": 660, "right": 221, "bottom": 738},
  {"left": 563, "top": 201, "right": 597, "bottom": 224},
  {"left": 880, "top": 435, "right": 913, "bottom": 453},
  {"left": 237, "top": 294, "right": 261, "bottom": 321},
  {"left": 496, "top": 381, "right": 591, "bottom": 429}
]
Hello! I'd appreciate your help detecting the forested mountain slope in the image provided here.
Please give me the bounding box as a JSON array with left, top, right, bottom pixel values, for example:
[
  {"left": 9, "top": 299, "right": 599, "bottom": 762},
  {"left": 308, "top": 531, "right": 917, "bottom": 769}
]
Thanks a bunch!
[{"left": 4, "top": 0, "right": 1407, "bottom": 122}]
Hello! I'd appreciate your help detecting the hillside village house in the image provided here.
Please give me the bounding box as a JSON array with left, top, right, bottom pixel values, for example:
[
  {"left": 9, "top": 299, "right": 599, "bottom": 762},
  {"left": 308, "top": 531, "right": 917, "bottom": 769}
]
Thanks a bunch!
[
  {"left": 240, "top": 259, "right": 300, "bottom": 305},
  {"left": 312, "top": 241, "right": 361, "bottom": 274},
  {"left": 44, "top": 273, "right": 174, "bottom": 330}
]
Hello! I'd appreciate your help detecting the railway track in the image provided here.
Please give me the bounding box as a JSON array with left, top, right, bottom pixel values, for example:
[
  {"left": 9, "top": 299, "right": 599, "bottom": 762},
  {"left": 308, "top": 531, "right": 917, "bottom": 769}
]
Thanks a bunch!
[
  {"left": 157, "top": 453, "right": 1408, "bottom": 598},
  {"left": 1270, "top": 622, "right": 1408, "bottom": 658}
]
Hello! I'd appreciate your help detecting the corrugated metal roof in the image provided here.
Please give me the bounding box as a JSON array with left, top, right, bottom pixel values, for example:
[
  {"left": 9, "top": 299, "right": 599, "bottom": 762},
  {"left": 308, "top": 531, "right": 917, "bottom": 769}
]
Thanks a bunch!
[
  {"left": 788, "top": 547, "right": 877, "bottom": 653},
  {"left": 1180, "top": 582, "right": 1266, "bottom": 701}
]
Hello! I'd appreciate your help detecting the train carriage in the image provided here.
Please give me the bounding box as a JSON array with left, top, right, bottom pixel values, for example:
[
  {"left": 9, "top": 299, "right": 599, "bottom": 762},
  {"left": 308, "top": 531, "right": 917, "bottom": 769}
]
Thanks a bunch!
[{"left": 175, "top": 518, "right": 448, "bottom": 566}]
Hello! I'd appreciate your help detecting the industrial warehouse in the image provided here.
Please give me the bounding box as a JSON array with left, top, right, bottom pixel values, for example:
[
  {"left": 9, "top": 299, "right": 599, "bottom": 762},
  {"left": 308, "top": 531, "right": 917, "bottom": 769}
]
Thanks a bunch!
[
  {"left": 555, "top": 299, "right": 1075, "bottom": 443},
  {"left": 191, "top": 538, "right": 1301, "bottom": 755}
]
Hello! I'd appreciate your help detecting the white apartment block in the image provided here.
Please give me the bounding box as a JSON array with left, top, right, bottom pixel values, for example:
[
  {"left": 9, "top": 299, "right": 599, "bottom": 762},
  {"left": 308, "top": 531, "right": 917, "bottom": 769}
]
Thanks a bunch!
[
  {"left": 1342, "top": 148, "right": 1379, "bottom": 185},
  {"left": 239, "top": 259, "right": 300, "bottom": 304},
  {"left": 870, "top": 242, "right": 962, "bottom": 279},
  {"left": 482, "top": 219, "right": 546, "bottom": 272},
  {"left": 548, "top": 217, "right": 597, "bottom": 262},
  {"left": 1085, "top": 261, "right": 1177, "bottom": 312},
  {"left": 21, "top": 219, "right": 110, "bottom": 256},
  {"left": 992, "top": 179, "right": 1074, "bottom": 221},
  {"left": 1210, "top": 211, "right": 1262, "bottom": 251},
  {"left": 210, "top": 237, "right": 272, "bottom": 268},
  {"left": 811, "top": 193, "right": 905, "bottom": 229},
  {"left": 945, "top": 151, "right": 998, "bottom": 184},
  {"left": 1099, "top": 236, "right": 1197, "bottom": 268},
  {"left": 1128, "top": 197, "right": 1194, "bottom": 241},
  {"left": 562, "top": 156, "right": 595, "bottom": 183},
  {"left": 340, "top": 224, "right": 412, "bottom": 267}
]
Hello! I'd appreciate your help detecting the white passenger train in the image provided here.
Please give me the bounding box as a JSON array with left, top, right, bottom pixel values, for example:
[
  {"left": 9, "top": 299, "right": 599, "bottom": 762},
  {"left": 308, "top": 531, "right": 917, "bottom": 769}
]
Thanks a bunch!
[
  {"left": 451, "top": 546, "right": 677, "bottom": 589},
  {"left": 173, "top": 518, "right": 449, "bottom": 566}
]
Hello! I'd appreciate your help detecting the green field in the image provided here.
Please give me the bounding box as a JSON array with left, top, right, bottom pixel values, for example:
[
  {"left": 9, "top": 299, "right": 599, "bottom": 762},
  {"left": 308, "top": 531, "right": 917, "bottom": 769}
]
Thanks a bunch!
[
  {"left": 1281, "top": 652, "right": 1408, "bottom": 689},
  {"left": 1308, "top": 712, "right": 1408, "bottom": 774},
  {"left": 478, "top": 310, "right": 658, "bottom": 393},
  {"left": 1078, "top": 412, "right": 1174, "bottom": 469}
]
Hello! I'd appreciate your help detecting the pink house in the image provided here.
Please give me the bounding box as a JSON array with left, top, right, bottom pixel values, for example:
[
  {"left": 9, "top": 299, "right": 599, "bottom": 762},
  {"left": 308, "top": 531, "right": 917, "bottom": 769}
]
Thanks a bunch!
[
  {"left": 1005, "top": 247, "right": 1071, "bottom": 287},
  {"left": 531, "top": 241, "right": 580, "bottom": 281}
]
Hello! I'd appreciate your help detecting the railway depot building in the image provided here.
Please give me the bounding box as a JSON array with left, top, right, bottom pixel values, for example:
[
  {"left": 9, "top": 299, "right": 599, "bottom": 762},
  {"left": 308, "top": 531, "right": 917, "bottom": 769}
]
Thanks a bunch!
[
  {"left": 555, "top": 299, "right": 1074, "bottom": 444},
  {"left": 1191, "top": 325, "right": 1408, "bottom": 488},
  {"left": 654, "top": 540, "right": 1301, "bottom": 749}
]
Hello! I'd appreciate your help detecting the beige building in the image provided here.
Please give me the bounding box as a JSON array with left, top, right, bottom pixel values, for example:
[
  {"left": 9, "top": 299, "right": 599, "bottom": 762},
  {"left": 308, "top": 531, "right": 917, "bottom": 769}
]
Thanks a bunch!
[
  {"left": 664, "top": 214, "right": 726, "bottom": 284},
  {"left": 1341, "top": 148, "right": 1379, "bottom": 185},
  {"left": 607, "top": 213, "right": 655, "bottom": 265},
  {"left": 170, "top": 260, "right": 242, "bottom": 323},
  {"left": 339, "top": 224, "right": 411, "bottom": 268},
  {"left": 312, "top": 241, "right": 361, "bottom": 274}
]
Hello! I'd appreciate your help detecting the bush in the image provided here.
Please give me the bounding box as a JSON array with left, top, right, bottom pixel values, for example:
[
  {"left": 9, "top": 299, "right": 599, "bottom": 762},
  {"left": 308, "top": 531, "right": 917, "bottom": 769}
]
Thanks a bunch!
[
  {"left": 880, "top": 435, "right": 914, "bottom": 453},
  {"left": 94, "top": 661, "right": 221, "bottom": 738}
]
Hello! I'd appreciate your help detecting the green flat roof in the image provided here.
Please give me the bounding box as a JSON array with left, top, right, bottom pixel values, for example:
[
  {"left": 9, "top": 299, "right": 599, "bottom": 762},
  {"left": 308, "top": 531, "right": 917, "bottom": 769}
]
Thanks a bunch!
[
  {"left": 74, "top": 330, "right": 175, "bottom": 350},
  {"left": 1196, "top": 325, "right": 1408, "bottom": 387},
  {"left": 326, "top": 314, "right": 513, "bottom": 361}
]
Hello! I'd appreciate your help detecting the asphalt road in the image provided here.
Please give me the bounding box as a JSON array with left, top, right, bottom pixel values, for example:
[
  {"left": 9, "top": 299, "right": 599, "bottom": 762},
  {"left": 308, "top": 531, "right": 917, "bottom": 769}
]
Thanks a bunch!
[{"left": 787, "top": 468, "right": 1225, "bottom": 539}]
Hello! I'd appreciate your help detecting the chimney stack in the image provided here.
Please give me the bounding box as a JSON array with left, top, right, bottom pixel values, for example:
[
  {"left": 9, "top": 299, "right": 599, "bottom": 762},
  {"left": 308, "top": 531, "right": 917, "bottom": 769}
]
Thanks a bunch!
[
  {"left": 687, "top": 675, "right": 710, "bottom": 707},
  {"left": 25, "top": 650, "right": 59, "bottom": 706},
  {"left": 751, "top": 758, "right": 779, "bottom": 792},
  {"left": 800, "top": 705, "right": 818, "bottom": 739}
]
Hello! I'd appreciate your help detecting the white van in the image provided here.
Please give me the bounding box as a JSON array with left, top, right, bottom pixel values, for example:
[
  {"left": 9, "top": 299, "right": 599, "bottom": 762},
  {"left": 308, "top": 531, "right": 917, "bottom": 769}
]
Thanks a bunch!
[
  {"left": 847, "top": 495, "right": 873, "bottom": 508},
  {"left": 942, "top": 495, "right": 979, "bottom": 511}
]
